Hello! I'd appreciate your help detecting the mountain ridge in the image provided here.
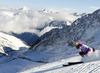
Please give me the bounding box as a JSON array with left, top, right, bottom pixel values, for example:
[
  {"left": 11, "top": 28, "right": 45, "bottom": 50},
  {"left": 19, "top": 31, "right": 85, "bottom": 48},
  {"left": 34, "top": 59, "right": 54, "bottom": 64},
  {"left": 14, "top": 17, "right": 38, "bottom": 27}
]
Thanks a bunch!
[{"left": 32, "top": 9, "right": 100, "bottom": 54}]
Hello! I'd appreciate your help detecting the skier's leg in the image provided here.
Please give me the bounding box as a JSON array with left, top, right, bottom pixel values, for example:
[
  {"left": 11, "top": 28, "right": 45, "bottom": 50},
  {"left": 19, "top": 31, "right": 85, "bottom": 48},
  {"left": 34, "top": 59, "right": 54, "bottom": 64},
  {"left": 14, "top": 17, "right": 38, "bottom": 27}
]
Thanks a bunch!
[{"left": 79, "top": 52, "right": 86, "bottom": 57}]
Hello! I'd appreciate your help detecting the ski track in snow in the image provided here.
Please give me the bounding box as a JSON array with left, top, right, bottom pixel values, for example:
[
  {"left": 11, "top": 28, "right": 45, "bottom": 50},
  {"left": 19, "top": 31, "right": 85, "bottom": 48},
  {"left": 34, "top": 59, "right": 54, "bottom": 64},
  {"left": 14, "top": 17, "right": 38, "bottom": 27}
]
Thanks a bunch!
[
  {"left": 21, "top": 54, "right": 100, "bottom": 73},
  {"left": 1, "top": 50, "right": 100, "bottom": 73},
  {"left": 44, "top": 61, "right": 100, "bottom": 73}
]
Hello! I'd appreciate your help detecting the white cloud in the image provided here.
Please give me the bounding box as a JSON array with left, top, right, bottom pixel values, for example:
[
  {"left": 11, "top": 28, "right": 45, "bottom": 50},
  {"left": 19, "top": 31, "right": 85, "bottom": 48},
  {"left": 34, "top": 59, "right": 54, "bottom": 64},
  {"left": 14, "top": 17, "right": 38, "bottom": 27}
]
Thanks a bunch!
[
  {"left": 0, "top": 6, "right": 82, "bottom": 36},
  {"left": 89, "top": 6, "right": 100, "bottom": 10}
]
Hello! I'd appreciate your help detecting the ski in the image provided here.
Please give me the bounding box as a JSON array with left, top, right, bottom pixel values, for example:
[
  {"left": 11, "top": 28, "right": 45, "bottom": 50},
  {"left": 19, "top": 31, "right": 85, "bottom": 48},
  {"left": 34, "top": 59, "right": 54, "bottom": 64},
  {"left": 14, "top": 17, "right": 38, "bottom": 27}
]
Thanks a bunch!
[{"left": 63, "top": 61, "right": 83, "bottom": 66}]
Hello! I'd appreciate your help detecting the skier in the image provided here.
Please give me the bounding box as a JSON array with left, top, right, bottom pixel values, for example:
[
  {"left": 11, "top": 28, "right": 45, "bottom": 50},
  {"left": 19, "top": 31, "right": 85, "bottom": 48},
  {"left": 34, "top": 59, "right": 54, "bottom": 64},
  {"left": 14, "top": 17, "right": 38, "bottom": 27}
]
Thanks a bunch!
[{"left": 74, "top": 42, "right": 95, "bottom": 57}]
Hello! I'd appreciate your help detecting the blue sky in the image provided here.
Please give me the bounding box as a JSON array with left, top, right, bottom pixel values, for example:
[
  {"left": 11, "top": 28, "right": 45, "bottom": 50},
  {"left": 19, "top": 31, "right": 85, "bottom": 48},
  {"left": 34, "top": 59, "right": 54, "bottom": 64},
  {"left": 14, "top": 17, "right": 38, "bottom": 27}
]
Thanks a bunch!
[{"left": 0, "top": 0, "right": 100, "bottom": 12}]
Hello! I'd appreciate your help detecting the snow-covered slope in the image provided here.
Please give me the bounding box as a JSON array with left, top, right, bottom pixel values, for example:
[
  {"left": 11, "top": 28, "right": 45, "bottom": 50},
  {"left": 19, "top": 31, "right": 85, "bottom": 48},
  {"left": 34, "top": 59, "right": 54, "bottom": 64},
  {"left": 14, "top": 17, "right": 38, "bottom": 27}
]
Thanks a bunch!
[
  {"left": 18, "top": 9, "right": 100, "bottom": 73},
  {"left": 0, "top": 32, "right": 28, "bottom": 50},
  {"left": 0, "top": 32, "right": 29, "bottom": 64},
  {"left": 22, "top": 52, "right": 100, "bottom": 73},
  {"left": 14, "top": 9, "right": 100, "bottom": 73},
  {"left": 1, "top": 6, "right": 100, "bottom": 73}
]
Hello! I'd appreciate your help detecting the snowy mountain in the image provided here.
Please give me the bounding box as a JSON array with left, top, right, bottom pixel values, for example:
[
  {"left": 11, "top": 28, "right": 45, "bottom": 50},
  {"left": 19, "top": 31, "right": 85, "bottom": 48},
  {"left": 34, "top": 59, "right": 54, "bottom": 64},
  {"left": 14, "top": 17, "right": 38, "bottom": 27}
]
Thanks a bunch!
[
  {"left": 1, "top": 5, "right": 100, "bottom": 73},
  {"left": 21, "top": 9, "right": 100, "bottom": 73},
  {"left": 0, "top": 6, "right": 86, "bottom": 45},
  {"left": 32, "top": 9, "right": 100, "bottom": 53},
  {"left": 0, "top": 32, "right": 29, "bottom": 64}
]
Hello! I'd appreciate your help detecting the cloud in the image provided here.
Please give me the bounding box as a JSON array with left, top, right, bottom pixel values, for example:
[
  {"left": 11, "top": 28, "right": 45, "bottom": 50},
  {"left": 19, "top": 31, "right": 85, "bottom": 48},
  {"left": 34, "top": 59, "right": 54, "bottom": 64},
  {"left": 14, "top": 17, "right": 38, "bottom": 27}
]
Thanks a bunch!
[
  {"left": 89, "top": 6, "right": 100, "bottom": 10},
  {"left": 0, "top": 6, "right": 81, "bottom": 36}
]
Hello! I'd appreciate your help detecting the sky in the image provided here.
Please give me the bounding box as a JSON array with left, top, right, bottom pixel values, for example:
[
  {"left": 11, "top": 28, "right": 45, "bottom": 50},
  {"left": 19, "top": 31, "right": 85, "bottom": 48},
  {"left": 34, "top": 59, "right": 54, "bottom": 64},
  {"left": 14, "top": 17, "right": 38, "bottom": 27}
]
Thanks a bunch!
[{"left": 0, "top": 0, "right": 100, "bottom": 12}]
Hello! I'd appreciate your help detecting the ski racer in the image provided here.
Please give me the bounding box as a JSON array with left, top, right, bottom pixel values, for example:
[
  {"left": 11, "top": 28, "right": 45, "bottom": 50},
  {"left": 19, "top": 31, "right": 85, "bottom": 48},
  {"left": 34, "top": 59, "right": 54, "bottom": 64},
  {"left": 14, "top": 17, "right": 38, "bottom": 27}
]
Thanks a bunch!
[{"left": 74, "top": 42, "right": 95, "bottom": 57}]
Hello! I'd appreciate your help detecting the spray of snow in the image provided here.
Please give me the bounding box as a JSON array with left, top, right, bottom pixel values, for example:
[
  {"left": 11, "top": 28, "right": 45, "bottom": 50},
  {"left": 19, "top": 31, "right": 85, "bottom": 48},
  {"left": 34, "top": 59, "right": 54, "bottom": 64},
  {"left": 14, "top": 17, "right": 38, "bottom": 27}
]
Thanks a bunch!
[{"left": 82, "top": 50, "right": 100, "bottom": 62}]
